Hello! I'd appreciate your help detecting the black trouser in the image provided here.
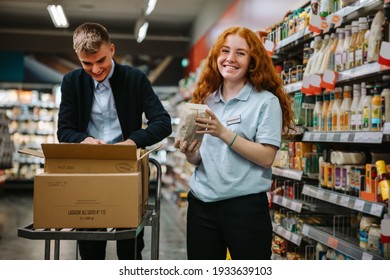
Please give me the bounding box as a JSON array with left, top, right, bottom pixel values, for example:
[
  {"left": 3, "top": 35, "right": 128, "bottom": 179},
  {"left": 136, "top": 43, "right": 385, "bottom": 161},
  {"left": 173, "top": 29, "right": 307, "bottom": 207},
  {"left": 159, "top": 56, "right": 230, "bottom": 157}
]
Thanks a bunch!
[
  {"left": 78, "top": 229, "right": 145, "bottom": 260},
  {"left": 187, "top": 191, "right": 272, "bottom": 260}
]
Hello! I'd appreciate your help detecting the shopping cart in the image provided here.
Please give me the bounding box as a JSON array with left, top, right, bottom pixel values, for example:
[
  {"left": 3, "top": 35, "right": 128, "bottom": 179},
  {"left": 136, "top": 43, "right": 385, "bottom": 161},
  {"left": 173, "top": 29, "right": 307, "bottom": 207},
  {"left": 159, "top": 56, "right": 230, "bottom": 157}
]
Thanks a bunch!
[{"left": 18, "top": 158, "right": 162, "bottom": 260}]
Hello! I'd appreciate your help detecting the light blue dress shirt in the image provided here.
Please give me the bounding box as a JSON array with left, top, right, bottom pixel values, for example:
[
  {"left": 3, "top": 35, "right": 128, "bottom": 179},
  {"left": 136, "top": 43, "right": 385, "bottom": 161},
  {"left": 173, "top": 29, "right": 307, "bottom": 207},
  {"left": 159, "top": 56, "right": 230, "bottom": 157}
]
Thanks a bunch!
[
  {"left": 189, "top": 82, "right": 282, "bottom": 202},
  {"left": 87, "top": 60, "right": 123, "bottom": 144}
]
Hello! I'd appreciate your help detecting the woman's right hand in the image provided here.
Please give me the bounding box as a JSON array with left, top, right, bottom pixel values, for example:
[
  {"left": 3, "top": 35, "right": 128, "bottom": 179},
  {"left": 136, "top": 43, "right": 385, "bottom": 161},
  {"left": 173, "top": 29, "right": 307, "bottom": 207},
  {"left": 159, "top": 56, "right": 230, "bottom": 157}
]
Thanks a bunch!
[{"left": 174, "top": 139, "right": 201, "bottom": 165}]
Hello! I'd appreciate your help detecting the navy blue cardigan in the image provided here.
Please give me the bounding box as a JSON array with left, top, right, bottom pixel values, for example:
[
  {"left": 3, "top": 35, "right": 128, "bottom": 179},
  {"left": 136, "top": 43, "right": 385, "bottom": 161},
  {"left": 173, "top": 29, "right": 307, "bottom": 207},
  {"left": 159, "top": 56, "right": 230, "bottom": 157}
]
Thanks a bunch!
[{"left": 57, "top": 62, "right": 172, "bottom": 148}]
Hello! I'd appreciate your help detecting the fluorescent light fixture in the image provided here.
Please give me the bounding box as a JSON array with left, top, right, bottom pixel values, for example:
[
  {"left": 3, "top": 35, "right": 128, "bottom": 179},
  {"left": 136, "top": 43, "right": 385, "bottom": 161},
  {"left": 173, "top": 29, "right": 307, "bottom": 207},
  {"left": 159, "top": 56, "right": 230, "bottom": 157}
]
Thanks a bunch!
[
  {"left": 47, "top": 4, "right": 69, "bottom": 28},
  {"left": 145, "top": 0, "right": 157, "bottom": 16},
  {"left": 137, "top": 21, "right": 149, "bottom": 43}
]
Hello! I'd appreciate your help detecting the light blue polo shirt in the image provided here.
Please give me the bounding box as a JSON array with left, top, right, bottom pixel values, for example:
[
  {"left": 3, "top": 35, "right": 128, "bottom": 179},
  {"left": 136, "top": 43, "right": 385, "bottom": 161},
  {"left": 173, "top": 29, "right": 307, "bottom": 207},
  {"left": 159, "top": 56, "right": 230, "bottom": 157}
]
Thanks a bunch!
[{"left": 189, "top": 82, "right": 282, "bottom": 202}]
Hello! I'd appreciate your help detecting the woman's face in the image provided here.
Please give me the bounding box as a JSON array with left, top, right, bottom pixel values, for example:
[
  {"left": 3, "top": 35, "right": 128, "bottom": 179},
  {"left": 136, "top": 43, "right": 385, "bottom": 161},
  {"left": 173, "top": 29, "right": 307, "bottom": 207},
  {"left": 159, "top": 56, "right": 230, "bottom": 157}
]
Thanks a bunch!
[{"left": 217, "top": 33, "right": 251, "bottom": 85}]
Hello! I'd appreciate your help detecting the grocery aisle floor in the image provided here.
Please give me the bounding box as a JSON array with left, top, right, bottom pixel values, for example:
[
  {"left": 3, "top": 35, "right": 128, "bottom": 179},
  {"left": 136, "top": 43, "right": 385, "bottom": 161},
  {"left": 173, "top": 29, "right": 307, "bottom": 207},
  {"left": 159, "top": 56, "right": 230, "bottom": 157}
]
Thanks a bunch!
[{"left": 0, "top": 187, "right": 187, "bottom": 260}]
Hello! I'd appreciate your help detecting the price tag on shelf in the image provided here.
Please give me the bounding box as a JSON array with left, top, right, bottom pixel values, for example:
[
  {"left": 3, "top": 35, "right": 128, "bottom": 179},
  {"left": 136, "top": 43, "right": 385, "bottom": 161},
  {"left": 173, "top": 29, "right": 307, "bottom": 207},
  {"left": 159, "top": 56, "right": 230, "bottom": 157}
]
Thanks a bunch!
[
  {"left": 362, "top": 252, "right": 374, "bottom": 260},
  {"left": 301, "top": 75, "right": 312, "bottom": 94},
  {"left": 263, "top": 39, "right": 276, "bottom": 56},
  {"left": 329, "top": 193, "right": 338, "bottom": 204},
  {"left": 326, "top": 133, "right": 334, "bottom": 142},
  {"left": 370, "top": 204, "right": 383, "bottom": 217},
  {"left": 331, "top": 13, "right": 342, "bottom": 28},
  {"left": 353, "top": 199, "right": 365, "bottom": 212},
  {"left": 309, "top": 74, "right": 322, "bottom": 94},
  {"left": 309, "top": 13, "right": 323, "bottom": 34},
  {"left": 327, "top": 237, "right": 339, "bottom": 249},
  {"left": 313, "top": 133, "right": 321, "bottom": 141},
  {"left": 302, "top": 225, "right": 309, "bottom": 236},
  {"left": 340, "top": 196, "right": 350, "bottom": 207},
  {"left": 320, "top": 70, "right": 338, "bottom": 90},
  {"left": 317, "top": 189, "right": 325, "bottom": 200},
  {"left": 276, "top": 195, "right": 283, "bottom": 205},
  {"left": 286, "top": 200, "right": 292, "bottom": 209},
  {"left": 291, "top": 234, "right": 299, "bottom": 245},
  {"left": 340, "top": 133, "right": 349, "bottom": 142},
  {"left": 384, "top": 122, "right": 390, "bottom": 135},
  {"left": 292, "top": 201, "right": 302, "bottom": 213},
  {"left": 378, "top": 41, "right": 390, "bottom": 67},
  {"left": 285, "top": 231, "right": 292, "bottom": 240}
]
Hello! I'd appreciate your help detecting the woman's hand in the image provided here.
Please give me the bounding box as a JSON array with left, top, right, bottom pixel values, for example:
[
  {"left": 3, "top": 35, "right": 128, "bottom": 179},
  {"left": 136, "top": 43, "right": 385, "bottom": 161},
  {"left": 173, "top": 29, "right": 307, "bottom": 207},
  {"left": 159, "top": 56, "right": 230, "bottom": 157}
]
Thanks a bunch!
[
  {"left": 174, "top": 139, "right": 201, "bottom": 165},
  {"left": 196, "top": 109, "right": 230, "bottom": 140}
]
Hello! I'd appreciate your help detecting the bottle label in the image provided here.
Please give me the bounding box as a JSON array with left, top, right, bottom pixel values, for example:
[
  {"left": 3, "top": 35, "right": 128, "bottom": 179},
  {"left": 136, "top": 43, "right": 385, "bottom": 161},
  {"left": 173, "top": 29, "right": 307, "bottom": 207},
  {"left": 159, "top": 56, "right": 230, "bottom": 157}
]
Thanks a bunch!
[
  {"left": 348, "top": 50, "right": 355, "bottom": 68},
  {"left": 355, "top": 48, "right": 363, "bottom": 66}
]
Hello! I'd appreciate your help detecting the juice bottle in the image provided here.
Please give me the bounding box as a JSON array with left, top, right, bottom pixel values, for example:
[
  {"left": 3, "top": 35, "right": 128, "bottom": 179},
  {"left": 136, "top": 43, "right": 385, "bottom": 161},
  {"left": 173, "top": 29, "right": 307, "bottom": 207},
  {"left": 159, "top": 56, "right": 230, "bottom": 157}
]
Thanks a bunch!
[
  {"left": 313, "top": 94, "right": 323, "bottom": 132},
  {"left": 321, "top": 91, "right": 330, "bottom": 131},
  {"left": 355, "top": 17, "right": 368, "bottom": 67},
  {"left": 334, "top": 28, "right": 345, "bottom": 72},
  {"left": 332, "top": 87, "right": 343, "bottom": 131},
  {"left": 375, "top": 160, "right": 390, "bottom": 203},
  {"left": 340, "top": 85, "right": 352, "bottom": 131},
  {"left": 356, "top": 82, "right": 366, "bottom": 130},
  {"left": 326, "top": 90, "right": 335, "bottom": 131},
  {"left": 342, "top": 25, "right": 351, "bottom": 70},
  {"left": 363, "top": 85, "right": 373, "bottom": 131},
  {"left": 347, "top": 21, "right": 359, "bottom": 69},
  {"left": 371, "top": 85, "right": 382, "bottom": 131},
  {"left": 350, "top": 84, "right": 361, "bottom": 131},
  {"left": 381, "top": 75, "right": 390, "bottom": 124}
]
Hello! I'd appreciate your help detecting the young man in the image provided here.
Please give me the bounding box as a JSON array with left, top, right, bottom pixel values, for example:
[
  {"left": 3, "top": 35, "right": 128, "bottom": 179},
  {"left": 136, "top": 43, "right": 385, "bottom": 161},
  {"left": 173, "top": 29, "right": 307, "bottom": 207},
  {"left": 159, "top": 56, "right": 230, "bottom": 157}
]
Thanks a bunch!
[{"left": 57, "top": 22, "right": 172, "bottom": 260}]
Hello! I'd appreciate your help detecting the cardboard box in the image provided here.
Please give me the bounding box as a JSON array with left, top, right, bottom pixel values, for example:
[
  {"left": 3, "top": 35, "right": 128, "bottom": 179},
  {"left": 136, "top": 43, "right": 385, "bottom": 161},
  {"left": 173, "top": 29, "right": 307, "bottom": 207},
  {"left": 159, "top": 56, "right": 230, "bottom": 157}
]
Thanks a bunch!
[
  {"left": 20, "top": 143, "right": 158, "bottom": 229},
  {"left": 34, "top": 173, "right": 141, "bottom": 228}
]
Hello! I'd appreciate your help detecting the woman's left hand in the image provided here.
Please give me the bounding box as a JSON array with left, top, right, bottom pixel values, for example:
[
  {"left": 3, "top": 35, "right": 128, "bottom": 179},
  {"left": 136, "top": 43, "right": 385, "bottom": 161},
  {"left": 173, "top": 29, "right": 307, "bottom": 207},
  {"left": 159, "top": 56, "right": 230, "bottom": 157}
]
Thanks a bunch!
[{"left": 195, "top": 109, "right": 228, "bottom": 139}]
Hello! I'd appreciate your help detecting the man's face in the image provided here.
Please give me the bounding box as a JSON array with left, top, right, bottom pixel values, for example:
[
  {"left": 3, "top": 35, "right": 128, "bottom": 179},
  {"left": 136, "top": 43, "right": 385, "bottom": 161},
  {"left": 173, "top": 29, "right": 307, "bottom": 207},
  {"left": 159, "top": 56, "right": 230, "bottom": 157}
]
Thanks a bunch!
[{"left": 77, "top": 43, "right": 115, "bottom": 82}]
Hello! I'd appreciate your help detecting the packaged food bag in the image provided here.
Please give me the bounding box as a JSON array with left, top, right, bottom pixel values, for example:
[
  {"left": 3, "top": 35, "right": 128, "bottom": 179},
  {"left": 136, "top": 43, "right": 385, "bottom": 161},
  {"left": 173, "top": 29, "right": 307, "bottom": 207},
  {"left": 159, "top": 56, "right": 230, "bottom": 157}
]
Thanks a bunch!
[{"left": 176, "top": 103, "right": 210, "bottom": 144}]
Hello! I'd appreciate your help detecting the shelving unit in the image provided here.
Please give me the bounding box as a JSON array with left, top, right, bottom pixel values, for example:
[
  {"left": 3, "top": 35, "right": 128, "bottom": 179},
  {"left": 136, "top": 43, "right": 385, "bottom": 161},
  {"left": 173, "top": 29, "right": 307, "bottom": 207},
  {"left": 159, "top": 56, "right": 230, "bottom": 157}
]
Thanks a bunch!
[
  {"left": 0, "top": 83, "right": 59, "bottom": 183},
  {"left": 269, "top": 0, "right": 390, "bottom": 260}
]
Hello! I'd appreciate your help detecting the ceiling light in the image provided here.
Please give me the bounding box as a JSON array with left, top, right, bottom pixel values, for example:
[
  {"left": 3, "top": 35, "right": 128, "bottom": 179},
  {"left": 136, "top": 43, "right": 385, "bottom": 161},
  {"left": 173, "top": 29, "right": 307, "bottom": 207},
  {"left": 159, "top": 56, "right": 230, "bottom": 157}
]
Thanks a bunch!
[
  {"left": 47, "top": 4, "right": 69, "bottom": 28},
  {"left": 137, "top": 21, "right": 149, "bottom": 43},
  {"left": 145, "top": 0, "right": 157, "bottom": 16}
]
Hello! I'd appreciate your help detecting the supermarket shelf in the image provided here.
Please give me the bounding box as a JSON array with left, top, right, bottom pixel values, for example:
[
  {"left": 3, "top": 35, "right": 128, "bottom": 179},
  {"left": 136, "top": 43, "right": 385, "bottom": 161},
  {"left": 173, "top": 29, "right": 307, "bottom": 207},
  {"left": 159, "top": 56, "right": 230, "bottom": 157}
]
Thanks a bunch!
[
  {"left": 274, "top": 0, "right": 383, "bottom": 52},
  {"left": 272, "top": 195, "right": 303, "bottom": 213},
  {"left": 272, "top": 167, "right": 303, "bottom": 181},
  {"left": 302, "top": 131, "right": 384, "bottom": 144},
  {"left": 284, "top": 63, "right": 390, "bottom": 94},
  {"left": 302, "top": 224, "right": 384, "bottom": 260},
  {"left": 272, "top": 222, "right": 302, "bottom": 246},
  {"left": 302, "top": 184, "right": 385, "bottom": 218}
]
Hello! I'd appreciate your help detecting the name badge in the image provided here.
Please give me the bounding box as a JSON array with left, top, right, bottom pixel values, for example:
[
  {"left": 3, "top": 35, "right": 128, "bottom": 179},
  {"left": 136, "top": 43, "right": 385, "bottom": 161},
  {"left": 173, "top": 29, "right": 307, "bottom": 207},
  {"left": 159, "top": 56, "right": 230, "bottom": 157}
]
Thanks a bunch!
[{"left": 226, "top": 115, "right": 241, "bottom": 126}]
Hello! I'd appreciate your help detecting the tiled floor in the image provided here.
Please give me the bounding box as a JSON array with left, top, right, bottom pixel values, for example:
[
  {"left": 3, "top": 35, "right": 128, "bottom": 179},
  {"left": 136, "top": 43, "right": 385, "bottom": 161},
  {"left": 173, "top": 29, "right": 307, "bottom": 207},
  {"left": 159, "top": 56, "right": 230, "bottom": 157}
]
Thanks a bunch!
[{"left": 0, "top": 188, "right": 187, "bottom": 260}]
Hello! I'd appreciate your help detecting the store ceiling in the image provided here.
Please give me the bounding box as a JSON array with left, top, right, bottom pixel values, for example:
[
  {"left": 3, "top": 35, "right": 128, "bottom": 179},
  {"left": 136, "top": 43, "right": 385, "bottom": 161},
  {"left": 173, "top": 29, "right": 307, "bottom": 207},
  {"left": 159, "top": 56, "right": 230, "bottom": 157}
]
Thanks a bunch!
[{"left": 0, "top": 0, "right": 308, "bottom": 86}]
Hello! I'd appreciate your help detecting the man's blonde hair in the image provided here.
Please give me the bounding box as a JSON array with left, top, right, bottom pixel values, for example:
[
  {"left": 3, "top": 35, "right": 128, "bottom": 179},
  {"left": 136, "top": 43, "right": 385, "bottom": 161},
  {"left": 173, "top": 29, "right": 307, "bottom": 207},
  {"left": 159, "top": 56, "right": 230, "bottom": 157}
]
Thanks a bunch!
[{"left": 73, "top": 22, "right": 111, "bottom": 54}]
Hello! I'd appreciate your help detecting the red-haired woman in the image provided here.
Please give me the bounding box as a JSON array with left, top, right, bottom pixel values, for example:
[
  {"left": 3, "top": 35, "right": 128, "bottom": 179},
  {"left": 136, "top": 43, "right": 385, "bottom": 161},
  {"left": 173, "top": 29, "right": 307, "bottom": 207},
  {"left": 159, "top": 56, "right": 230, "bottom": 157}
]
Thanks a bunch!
[{"left": 175, "top": 26, "right": 294, "bottom": 260}]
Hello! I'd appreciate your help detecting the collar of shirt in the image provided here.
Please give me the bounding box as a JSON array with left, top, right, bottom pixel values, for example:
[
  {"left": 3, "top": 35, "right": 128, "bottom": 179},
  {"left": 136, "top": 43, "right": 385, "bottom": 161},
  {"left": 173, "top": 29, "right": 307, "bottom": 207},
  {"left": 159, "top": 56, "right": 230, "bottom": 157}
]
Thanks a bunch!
[
  {"left": 212, "top": 82, "right": 252, "bottom": 103},
  {"left": 93, "top": 59, "right": 115, "bottom": 91}
]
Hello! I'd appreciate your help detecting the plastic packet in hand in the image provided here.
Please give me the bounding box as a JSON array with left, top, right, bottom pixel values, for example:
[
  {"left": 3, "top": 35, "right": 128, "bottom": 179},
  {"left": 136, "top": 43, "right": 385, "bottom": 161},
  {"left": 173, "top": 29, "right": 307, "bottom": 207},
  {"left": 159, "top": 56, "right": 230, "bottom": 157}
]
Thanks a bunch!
[{"left": 176, "top": 103, "right": 210, "bottom": 144}]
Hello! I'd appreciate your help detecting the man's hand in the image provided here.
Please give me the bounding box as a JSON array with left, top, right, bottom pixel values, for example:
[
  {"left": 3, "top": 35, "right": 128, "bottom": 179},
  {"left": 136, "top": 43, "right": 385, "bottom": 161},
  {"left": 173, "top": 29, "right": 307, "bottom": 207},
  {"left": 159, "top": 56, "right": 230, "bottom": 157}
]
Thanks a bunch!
[
  {"left": 81, "top": 137, "right": 106, "bottom": 144},
  {"left": 115, "top": 139, "right": 137, "bottom": 146}
]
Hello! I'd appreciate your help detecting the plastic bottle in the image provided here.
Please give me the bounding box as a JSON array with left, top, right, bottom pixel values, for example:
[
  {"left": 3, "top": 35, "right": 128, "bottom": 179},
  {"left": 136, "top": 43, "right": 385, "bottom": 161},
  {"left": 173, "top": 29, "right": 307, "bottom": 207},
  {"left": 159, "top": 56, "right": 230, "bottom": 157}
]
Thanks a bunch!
[
  {"left": 313, "top": 35, "right": 330, "bottom": 75},
  {"left": 371, "top": 85, "right": 382, "bottom": 131},
  {"left": 355, "top": 17, "right": 368, "bottom": 67},
  {"left": 363, "top": 15, "right": 373, "bottom": 64},
  {"left": 347, "top": 21, "right": 359, "bottom": 70},
  {"left": 319, "top": 33, "right": 337, "bottom": 73},
  {"left": 356, "top": 82, "right": 366, "bottom": 131},
  {"left": 342, "top": 25, "right": 352, "bottom": 70},
  {"left": 319, "top": 0, "right": 331, "bottom": 18},
  {"left": 313, "top": 93, "right": 323, "bottom": 132},
  {"left": 321, "top": 91, "right": 330, "bottom": 131},
  {"left": 304, "top": 36, "right": 322, "bottom": 76},
  {"left": 381, "top": 75, "right": 390, "bottom": 124},
  {"left": 332, "top": 87, "right": 343, "bottom": 131},
  {"left": 350, "top": 84, "right": 361, "bottom": 131},
  {"left": 326, "top": 90, "right": 335, "bottom": 131},
  {"left": 363, "top": 85, "right": 373, "bottom": 131},
  {"left": 316, "top": 242, "right": 328, "bottom": 260},
  {"left": 340, "top": 85, "right": 352, "bottom": 131},
  {"left": 375, "top": 160, "right": 390, "bottom": 203},
  {"left": 334, "top": 28, "right": 345, "bottom": 72}
]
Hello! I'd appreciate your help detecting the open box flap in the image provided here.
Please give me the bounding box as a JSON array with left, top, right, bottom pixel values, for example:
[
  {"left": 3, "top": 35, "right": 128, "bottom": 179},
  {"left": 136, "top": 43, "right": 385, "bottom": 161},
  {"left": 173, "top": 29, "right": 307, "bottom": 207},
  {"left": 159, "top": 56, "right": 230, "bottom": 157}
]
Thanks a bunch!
[
  {"left": 19, "top": 143, "right": 162, "bottom": 160},
  {"left": 41, "top": 143, "right": 137, "bottom": 160}
]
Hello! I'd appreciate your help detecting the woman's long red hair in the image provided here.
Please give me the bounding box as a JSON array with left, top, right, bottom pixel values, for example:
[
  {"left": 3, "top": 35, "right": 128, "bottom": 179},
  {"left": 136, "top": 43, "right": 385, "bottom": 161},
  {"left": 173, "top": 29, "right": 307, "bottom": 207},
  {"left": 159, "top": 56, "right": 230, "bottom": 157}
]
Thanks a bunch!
[{"left": 191, "top": 26, "right": 294, "bottom": 135}]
